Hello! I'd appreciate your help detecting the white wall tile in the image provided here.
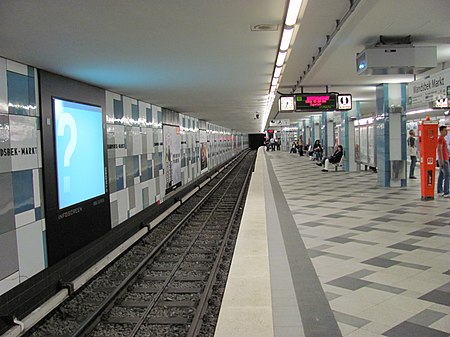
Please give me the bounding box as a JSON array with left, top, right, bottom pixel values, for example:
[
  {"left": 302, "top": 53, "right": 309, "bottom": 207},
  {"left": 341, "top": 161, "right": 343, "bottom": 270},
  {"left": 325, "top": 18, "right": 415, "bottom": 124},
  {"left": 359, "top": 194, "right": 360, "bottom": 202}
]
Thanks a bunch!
[
  {"left": 32, "top": 168, "right": 41, "bottom": 208},
  {"left": 15, "top": 209, "right": 36, "bottom": 229},
  {"left": 116, "top": 189, "right": 129, "bottom": 224},
  {"left": 0, "top": 57, "right": 7, "bottom": 114},
  {"left": 16, "top": 220, "right": 45, "bottom": 281},
  {"left": 9, "top": 115, "right": 38, "bottom": 171},
  {"left": 6, "top": 59, "right": 28, "bottom": 75},
  {"left": 105, "top": 91, "right": 121, "bottom": 120},
  {"left": 131, "top": 126, "right": 142, "bottom": 155},
  {"left": 0, "top": 271, "right": 20, "bottom": 294}
]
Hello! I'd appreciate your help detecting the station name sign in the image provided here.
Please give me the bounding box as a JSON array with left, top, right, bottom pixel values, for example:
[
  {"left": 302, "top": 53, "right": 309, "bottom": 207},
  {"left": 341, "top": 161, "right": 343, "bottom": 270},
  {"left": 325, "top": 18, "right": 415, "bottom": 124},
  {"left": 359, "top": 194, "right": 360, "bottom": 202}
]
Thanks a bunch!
[{"left": 279, "top": 93, "right": 352, "bottom": 112}]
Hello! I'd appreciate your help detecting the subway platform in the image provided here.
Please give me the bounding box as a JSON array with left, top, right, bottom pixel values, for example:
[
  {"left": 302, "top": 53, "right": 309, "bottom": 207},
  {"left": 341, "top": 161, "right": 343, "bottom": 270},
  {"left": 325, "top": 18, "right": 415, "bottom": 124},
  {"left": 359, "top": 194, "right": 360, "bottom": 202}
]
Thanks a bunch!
[{"left": 214, "top": 147, "right": 450, "bottom": 337}]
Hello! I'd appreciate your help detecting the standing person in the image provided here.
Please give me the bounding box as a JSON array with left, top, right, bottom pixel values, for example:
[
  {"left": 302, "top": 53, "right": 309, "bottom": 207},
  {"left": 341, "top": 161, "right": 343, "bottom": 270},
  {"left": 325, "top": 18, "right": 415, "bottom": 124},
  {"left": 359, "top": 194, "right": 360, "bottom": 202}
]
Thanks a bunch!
[
  {"left": 408, "top": 129, "right": 417, "bottom": 179},
  {"left": 297, "top": 137, "right": 304, "bottom": 156},
  {"left": 269, "top": 137, "right": 275, "bottom": 151},
  {"left": 437, "top": 125, "right": 449, "bottom": 198},
  {"left": 276, "top": 138, "right": 281, "bottom": 151}
]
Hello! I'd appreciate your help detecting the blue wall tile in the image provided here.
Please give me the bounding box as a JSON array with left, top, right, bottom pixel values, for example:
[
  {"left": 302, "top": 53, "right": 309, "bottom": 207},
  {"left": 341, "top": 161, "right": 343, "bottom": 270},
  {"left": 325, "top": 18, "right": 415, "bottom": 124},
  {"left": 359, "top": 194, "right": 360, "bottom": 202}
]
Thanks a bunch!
[
  {"left": 12, "top": 169, "right": 34, "bottom": 213},
  {"left": 133, "top": 155, "right": 139, "bottom": 178},
  {"left": 35, "top": 207, "right": 42, "bottom": 220},
  {"left": 131, "top": 103, "right": 138, "bottom": 122},
  {"left": 0, "top": 172, "right": 15, "bottom": 234},
  {"left": 146, "top": 107, "right": 152, "bottom": 124},
  {"left": 113, "top": 99, "right": 124, "bottom": 121},
  {"left": 7, "top": 71, "right": 29, "bottom": 116},
  {"left": 116, "top": 165, "right": 124, "bottom": 190},
  {"left": 28, "top": 76, "right": 36, "bottom": 116}
]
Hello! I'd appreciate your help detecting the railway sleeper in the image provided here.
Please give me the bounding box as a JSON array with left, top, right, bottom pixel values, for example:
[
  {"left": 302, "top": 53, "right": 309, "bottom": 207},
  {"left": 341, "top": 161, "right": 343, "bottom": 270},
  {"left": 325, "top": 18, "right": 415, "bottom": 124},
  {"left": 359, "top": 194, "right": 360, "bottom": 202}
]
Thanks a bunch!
[{"left": 132, "top": 287, "right": 202, "bottom": 293}]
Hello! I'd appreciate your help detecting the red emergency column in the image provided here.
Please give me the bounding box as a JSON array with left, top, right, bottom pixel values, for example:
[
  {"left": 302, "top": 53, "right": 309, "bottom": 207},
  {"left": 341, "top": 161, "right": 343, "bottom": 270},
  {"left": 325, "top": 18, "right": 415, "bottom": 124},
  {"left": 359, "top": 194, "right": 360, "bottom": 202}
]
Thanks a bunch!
[{"left": 418, "top": 119, "right": 438, "bottom": 200}]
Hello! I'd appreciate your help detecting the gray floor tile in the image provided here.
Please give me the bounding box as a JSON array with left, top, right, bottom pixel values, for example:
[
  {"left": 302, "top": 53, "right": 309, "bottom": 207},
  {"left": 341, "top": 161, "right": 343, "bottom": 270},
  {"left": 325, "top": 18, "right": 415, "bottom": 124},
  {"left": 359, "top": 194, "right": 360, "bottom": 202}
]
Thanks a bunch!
[
  {"left": 398, "top": 262, "right": 430, "bottom": 271},
  {"left": 383, "top": 321, "right": 449, "bottom": 337},
  {"left": 426, "top": 219, "right": 448, "bottom": 227},
  {"left": 265, "top": 152, "right": 450, "bottom": 337},
  {"left": 326, "top": 276, "right": 371, "bottom": 291},
  {"left": 326, "top": 236, "right": 352, "bottom": 244},
  {"left": 366, "top": 282, "right": 406, "bottom": 294},
  {"left": 408, "top": 230, "right": 436, "bottom": 237},
  {"left": 346, "top": 269, "right": 376, "bottom": 279},
  {"left": 333, "top": 311, "right": 371, "bottom": 328},
  {"left": 420, "top": 289, "right": 450, "bottom": 307},
  {"left": 407, "top": 309, "right": 447, "bottom": 327},
  {"left": 362, "top": 257, "right": 400, "bottom": 268},
  {"left": 388, "top": 242, "right": 420, "bottom": 251}
]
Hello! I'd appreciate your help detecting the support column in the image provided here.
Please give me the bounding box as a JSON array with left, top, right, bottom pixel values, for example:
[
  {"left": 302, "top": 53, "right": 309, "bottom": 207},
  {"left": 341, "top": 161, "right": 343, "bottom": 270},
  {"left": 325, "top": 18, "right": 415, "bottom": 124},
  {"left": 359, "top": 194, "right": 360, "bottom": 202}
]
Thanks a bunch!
[
  {"left": 341, "top": 101, "right": 360, "bottom": 172},
  {"left": 375, "top": 83, "right": 407, "bottom": 187}
]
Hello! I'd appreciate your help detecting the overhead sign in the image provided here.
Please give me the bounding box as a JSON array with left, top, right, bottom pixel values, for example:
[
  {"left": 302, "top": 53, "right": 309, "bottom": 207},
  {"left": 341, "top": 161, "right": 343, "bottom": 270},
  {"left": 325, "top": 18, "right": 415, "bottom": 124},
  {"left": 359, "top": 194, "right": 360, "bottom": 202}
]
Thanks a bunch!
[
  {"left": 433, "top": 97, "right": 448, "bottom": 108},
  {"left": 337, "top": 94, "right": 352, "bottom": 110},
  {"left": 269, "top": 119, "right": 290, "bottom": 126},
  {"left": 296, "top": 93, "right": 337, "bottom": 111},
  {"left": 279, "top": 93, "right": 352, "bottom": 112},
  {"left": 279, "top": 96, "right": 295, "bottom": 111},
  {"left": 407, "top": 68, "right": 450, "bottom": 109}
]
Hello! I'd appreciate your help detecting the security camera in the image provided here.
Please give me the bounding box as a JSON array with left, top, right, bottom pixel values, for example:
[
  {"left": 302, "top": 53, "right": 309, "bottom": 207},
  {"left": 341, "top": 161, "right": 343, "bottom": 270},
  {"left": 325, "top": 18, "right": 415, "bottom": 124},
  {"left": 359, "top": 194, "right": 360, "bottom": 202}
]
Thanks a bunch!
[{"left": 254, "top": 112, "right": 260, "bottom": 119}]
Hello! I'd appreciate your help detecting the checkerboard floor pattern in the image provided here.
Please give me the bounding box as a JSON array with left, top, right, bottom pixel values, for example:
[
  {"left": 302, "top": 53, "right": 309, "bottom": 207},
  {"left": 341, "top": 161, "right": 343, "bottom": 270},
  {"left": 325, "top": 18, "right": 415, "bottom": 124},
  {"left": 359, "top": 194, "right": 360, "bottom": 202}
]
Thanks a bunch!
[{"left": 266, "top": 151, "right": 450, "bottom": 337}]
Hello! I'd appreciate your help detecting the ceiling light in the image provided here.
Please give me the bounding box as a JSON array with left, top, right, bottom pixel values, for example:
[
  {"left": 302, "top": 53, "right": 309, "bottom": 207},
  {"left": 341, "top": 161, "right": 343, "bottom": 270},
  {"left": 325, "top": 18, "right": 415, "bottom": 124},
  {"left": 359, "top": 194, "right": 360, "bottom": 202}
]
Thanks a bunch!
[
  {"left": 285, "top": 0, "right": 303, "bottom": 26},
  {"left": 280, "top": 27, "right": 294, "bottom": 51},
  {"left": 271, "top": 77, "right": 279, "bottom": 86},
  {"left": 276, "top": 51, "right": 287, "bottom": 67},
  {"left": 406, "top": 108, "right": 433, "bottom": 115},
  {"left": 273, "top": 66, "right": 282, "bottom": 78}
]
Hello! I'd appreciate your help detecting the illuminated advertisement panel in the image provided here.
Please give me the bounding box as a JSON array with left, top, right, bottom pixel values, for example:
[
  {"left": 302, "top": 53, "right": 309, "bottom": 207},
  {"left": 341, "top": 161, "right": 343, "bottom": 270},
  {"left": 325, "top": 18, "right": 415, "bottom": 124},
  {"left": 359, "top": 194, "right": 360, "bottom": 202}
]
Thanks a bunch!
[
  {"left": 53, "top": 98, "right": 106, "bottom": 209},
  {"left": 295, "top": 93, "right": 337, "bottom": 111}
]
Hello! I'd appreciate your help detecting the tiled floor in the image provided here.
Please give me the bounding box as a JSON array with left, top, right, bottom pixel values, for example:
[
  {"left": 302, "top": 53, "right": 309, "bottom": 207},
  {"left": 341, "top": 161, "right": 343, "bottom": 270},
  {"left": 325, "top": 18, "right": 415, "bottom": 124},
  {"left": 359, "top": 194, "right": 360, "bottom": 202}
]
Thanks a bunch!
[{"left": 264, "top": 151, "right": 450, "bottom": 337}]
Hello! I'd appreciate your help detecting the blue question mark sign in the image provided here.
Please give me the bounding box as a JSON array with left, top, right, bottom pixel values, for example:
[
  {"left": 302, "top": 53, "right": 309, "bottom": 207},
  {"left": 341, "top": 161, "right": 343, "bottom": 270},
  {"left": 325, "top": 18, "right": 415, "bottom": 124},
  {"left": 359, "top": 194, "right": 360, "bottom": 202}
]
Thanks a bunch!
[{"left": 57, "top": 112, "right": 77, "bottom": 193}]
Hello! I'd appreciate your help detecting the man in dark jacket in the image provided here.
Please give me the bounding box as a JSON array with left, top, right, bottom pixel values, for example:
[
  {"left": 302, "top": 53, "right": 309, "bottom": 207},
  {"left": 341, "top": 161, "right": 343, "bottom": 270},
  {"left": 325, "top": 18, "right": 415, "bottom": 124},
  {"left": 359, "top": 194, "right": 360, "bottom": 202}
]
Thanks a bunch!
[{"left": 316, "top": 145, "right": 344, "bottom": 172}]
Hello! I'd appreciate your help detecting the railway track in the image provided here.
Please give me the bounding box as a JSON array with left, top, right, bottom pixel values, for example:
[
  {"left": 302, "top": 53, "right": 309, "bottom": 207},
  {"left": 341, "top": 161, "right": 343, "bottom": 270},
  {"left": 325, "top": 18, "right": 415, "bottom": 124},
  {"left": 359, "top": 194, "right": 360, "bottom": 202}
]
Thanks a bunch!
[{"left": 24, "top": 150, "right": 255, "bottom": 337}]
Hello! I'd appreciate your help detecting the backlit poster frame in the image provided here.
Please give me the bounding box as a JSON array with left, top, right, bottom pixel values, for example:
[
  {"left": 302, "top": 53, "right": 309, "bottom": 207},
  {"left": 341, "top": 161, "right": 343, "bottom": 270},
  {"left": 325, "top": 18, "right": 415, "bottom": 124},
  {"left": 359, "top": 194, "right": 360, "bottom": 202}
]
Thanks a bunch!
[
  {"left": 163, "top": 124, "right": 182, "bottom": 193},
  {"left": 39, "top": 70, "right": 111, "bottom": 265},
  {"left": 199, "top": 129, "right": 208, "bottom": 173},
  {"left": 52, "top": 98, "right": 106, "bottom": 209}
]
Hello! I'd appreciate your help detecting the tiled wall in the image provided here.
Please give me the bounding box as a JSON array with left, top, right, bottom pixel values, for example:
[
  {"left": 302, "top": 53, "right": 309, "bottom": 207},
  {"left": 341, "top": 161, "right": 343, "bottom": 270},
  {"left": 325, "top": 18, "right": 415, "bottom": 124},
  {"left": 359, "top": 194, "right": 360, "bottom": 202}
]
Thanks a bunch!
[
  {"left": 106, "top": 91, "right": 166, "bottom": 227},
  {"left": 180, "top": 114, "right": 201, "bottom": 184},
  {"left": 0, "top": 59, "right": 246, "bottom": 299},
  {"left": 0, "top": 58, "right": 46, "bottom": 295}
]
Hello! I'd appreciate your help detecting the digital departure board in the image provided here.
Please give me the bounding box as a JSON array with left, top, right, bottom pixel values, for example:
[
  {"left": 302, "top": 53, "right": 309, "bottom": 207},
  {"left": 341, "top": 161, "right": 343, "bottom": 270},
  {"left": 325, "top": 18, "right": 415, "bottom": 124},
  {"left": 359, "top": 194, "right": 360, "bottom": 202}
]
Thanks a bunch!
[
  {"left": 278, "top": 93, "right": 352, "bottom": 112},
  {"left": 295, "top": 93, "right": 337, "bottom": 111}
]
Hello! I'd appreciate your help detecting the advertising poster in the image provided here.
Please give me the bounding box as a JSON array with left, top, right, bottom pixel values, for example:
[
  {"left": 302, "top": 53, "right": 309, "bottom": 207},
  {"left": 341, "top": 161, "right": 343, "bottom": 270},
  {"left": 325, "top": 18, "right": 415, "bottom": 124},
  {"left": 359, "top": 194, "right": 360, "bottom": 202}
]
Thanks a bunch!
[
  {"left": 163, "top": 124, "right": 181, "bottom": 193},
  {"left": 53, "top": 98, "right": 106, "bottom": 209},
  {"left": 200, "top": 130, "right": 208, "bottom": 173}
]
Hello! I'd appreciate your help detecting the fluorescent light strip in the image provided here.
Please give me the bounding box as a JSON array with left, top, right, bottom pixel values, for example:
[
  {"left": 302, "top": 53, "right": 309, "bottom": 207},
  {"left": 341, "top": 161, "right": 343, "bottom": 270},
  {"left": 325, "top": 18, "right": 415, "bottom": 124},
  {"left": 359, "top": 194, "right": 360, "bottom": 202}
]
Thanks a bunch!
[
  {"left": 406, "top": 108, "right": 433, "bottom": 115},
  {"left": 280, "top": 27, "right": 294, "bottom": 51},
  {"left": 276, "top": 51, "right": 287, "bottom": 67},
  {"left": 273, "top": 66, "right": 282, "bottom": 78},
  {"left": 263, "top": 0, "right": 303, "bottom": 132},
  {"left": 285, "top": 0, "right": 303, "bottom": 26}
]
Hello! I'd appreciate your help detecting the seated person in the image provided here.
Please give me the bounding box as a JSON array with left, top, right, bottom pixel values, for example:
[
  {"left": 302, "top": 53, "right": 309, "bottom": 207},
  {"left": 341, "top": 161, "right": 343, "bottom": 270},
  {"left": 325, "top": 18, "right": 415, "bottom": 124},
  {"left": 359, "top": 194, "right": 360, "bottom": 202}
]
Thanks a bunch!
[
  {"left": 312, "top": 140, "right": 323, "bottom": 161},
  {"left": 290, "top": 141, "right": 298, "bottom": 153},
  {"left": 316, "top": 145, "right": 344, "bottom": 172}
]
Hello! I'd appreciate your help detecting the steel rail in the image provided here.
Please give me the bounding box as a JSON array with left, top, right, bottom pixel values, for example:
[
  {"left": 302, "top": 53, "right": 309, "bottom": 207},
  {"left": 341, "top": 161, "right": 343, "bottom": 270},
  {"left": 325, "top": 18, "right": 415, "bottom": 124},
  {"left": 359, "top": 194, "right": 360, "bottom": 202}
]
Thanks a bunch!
[
  {"left": 69, "top": 151, "right": 251, "bottom": 337},
  {"left": 186, "top": 156, "right": 254, "bottom": 336},
  {"left": 128, "top": 158, "right": 243, "bottom": 337}
]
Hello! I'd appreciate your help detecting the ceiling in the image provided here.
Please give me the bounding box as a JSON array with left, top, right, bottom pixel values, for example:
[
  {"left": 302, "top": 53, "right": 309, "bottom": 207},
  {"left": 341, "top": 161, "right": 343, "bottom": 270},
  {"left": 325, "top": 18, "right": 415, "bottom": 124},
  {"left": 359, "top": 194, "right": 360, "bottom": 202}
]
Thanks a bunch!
[{"left": 1, "top": 0, "right": 449, "bottom": 133}]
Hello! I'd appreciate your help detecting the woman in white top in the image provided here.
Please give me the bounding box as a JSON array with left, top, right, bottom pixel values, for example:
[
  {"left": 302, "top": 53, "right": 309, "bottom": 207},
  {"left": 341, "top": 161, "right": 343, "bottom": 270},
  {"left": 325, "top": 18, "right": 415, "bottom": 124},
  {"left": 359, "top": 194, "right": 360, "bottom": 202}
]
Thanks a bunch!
[{"left": 408, "top": 129, "right": 417, "bottom": 179}]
